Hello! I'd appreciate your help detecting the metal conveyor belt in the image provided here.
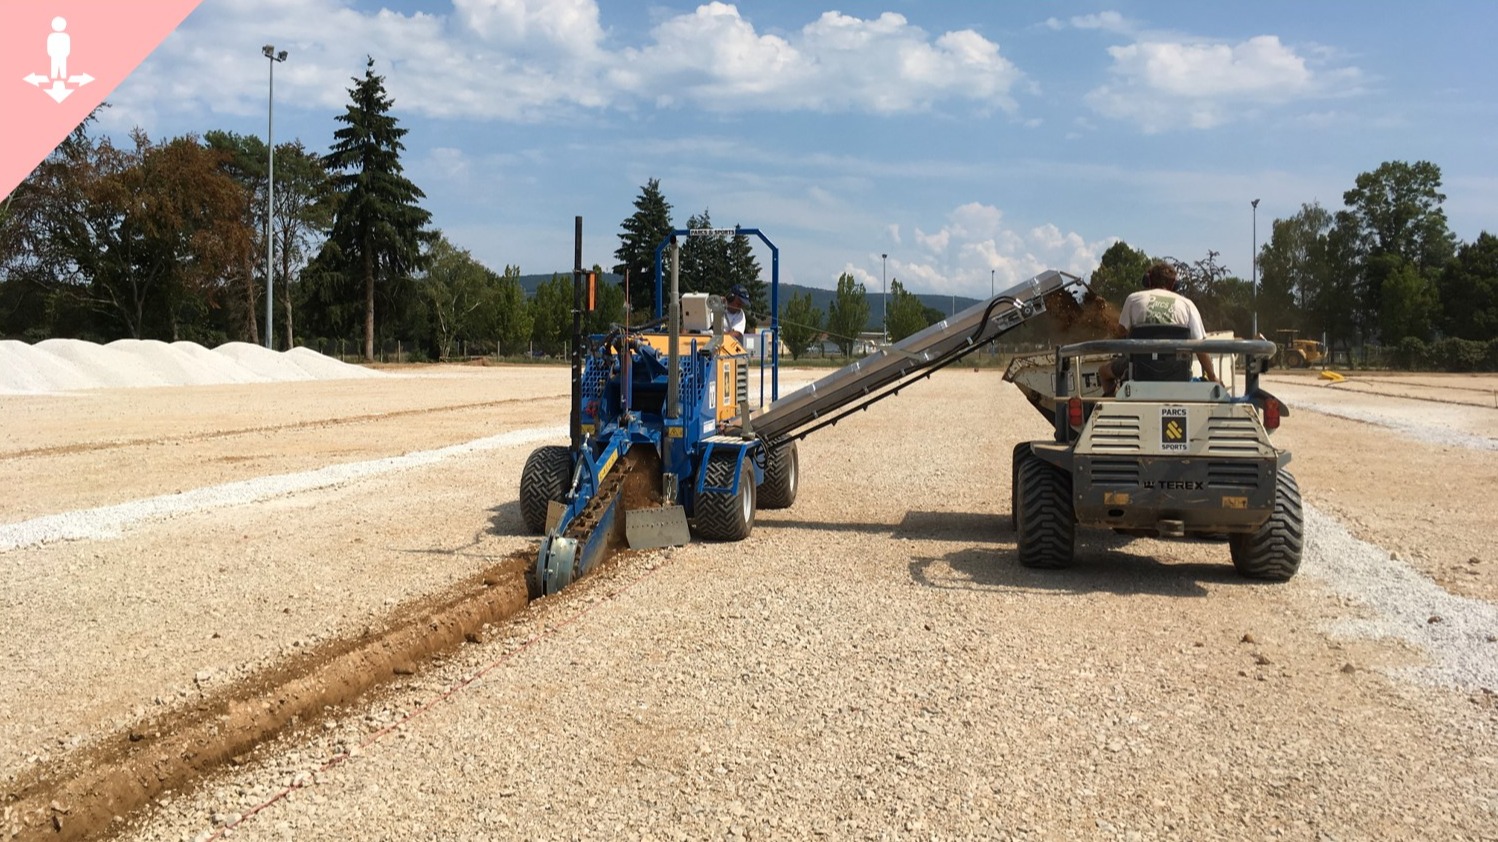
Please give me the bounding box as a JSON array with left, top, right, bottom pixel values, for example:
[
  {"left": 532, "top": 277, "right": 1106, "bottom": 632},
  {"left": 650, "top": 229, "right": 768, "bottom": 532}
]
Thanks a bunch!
[{"left": 752, "top": 270, "right": 1082, "bottom": 444}]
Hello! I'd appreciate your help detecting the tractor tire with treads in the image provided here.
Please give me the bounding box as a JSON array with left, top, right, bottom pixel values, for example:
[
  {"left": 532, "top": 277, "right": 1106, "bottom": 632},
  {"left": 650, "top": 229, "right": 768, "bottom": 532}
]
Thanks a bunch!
[
  {"left": 1286, "top": 349, "right": 1307, "bottom": 368},
  {"left": 1010, "top": 441, "right": 1039, "bottom": 532},
  {"left": 520, "top": 445, "right": 572, "bottom": 534},
  {"left": 694, "top": 452, "right": 756, "bottom": 541},
  {"left": 1016, "top": 454, "right": 1075, "bottom": 569},
  {"left": 1229, "top": 468, "right": 1304, "bottom": 581},
  {"left": 758, "top": 441, "right": 799, "bottom": 509}
]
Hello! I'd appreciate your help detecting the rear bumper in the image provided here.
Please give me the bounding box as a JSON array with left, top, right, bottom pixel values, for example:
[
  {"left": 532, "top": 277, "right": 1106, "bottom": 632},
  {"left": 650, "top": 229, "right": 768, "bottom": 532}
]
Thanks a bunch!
[{"left": 1073, "top": 455, "right": 1276, "bottom": 532}]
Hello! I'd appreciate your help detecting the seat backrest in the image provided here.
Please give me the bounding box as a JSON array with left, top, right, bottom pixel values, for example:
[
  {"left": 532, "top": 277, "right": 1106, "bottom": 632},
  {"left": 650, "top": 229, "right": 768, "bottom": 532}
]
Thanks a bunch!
[{"left": 1127, "top": 323, "right": 1193, "bottom": 382}]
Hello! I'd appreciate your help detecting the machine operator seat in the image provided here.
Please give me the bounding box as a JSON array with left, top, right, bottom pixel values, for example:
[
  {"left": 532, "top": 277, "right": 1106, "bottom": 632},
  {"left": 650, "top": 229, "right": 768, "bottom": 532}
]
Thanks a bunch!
[{"left": 1127, "top": 323, "right": 1194, "bottom": 382}]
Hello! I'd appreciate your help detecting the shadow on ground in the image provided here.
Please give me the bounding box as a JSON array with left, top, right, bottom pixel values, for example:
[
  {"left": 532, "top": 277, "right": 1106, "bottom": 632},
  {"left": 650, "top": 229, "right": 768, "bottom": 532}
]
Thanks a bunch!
[
  {"left": 895, "top": 509, "right": 1247, "bottom": 597},
  {"left": 487, "top": 500, "right": 526, "bottom": 535}
]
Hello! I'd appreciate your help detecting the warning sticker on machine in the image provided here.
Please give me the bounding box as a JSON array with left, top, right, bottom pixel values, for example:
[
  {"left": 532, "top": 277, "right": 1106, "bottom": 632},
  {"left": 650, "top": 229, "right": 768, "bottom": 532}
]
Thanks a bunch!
[{"left": 1160, "top": 407, "right": 1188, "bottom": 452}]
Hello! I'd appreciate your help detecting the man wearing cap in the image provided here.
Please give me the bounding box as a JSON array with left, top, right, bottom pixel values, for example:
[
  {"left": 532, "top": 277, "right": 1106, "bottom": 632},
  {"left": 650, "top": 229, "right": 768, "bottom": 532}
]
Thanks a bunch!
[{"left": 724, "top": 285, "right": 750, "bottom": 344}]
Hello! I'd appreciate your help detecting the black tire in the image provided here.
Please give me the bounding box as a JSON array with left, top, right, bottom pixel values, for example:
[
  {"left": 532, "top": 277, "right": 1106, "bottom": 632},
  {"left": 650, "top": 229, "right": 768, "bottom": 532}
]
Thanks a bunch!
[
  {"left": 520, "top": 445, "right": 573, "bottom": 534},
  {"left": 1010, "top": 441, "right": 1038, "bottom": 532},
  {"left": 1016, "top": 454, "right": 1075, "bottom": 569},
  {"left": 1286, "top": 349, "right": 1307, "bottom": 368},
  {"left": 759, "top": 441, "right": 799, "bottom": 509},
  {"left": 694, "top": 452, "right": 755, "bottom": 541},
  {"left": 1229, "top": 469, "right": 1303, "bottom": 581}
]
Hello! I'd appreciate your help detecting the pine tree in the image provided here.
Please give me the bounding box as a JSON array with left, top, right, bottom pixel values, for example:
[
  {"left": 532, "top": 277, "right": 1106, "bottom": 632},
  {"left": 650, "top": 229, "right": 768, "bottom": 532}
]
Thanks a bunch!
[
  {"left": 613, "top": 178, "right": 673, "bottom": 314},
  {"left": 324, "top": 57, "right": 433, "bottom": 361},
  {"left": 680, "top": 209, "right": 729, "bottom": 296}
]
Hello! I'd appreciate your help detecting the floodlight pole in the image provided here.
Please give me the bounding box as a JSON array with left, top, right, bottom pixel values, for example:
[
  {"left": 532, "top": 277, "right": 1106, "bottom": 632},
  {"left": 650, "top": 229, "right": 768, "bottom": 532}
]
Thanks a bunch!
[
  {"left": 1251, "top": 198, "right": 1260, "bottom": 339},
  {"left": 880, "top": 253, "right": 888, "bottom": 343},
  {"left": 263, "top": 44, "right": 288, "bottom": 350}
]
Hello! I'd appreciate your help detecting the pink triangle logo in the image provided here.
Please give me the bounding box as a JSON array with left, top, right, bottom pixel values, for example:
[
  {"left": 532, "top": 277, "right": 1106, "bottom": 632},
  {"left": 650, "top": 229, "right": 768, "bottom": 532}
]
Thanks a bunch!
[{"left": 0, "top": 0, "right": 203, "bottom": 199}]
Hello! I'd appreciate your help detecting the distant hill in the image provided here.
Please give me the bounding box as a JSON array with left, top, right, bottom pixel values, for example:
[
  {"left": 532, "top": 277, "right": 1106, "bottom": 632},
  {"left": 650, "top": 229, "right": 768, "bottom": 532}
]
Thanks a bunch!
[{"left": 518, "top": 273, "right": 982, "bottom": 332}]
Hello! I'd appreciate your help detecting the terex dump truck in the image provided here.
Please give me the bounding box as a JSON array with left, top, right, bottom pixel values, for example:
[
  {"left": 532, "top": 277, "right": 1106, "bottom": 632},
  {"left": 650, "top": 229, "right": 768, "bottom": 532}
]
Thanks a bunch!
[{"left": 1005, "top": 336, "right": 1304, "bottom": 580}]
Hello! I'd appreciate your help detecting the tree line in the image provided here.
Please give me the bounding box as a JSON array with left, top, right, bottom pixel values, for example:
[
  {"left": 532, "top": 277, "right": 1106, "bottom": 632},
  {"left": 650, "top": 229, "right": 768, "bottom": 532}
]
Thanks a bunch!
[
  {"left": 0, "top": 60, "right": 626, "bottom": 361},
  {"left": 4, "top": 72, "right": 1493, "bottom": 372},
  {"left": 1087, "top": 160, "right": 1497, "bottom": 370}
]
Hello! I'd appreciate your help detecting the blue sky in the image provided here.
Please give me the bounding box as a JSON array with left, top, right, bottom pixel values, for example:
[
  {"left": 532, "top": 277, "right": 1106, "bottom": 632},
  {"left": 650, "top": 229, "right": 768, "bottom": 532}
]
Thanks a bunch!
[{"left": 98, "top": 0, "right": 1498, "bottom": 300}]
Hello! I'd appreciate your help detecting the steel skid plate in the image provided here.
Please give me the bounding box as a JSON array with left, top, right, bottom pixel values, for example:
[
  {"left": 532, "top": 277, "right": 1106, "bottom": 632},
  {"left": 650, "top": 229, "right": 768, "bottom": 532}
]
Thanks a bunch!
[{"left": 625, "top": 505, "right": 690, "bottom": 551}]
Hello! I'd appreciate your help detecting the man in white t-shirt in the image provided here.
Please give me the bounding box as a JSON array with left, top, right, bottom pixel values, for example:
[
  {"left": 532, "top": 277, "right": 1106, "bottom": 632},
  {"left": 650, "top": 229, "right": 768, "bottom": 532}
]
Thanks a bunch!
[
  {"left": 1098, "top": 262, "right": 1218, "bottom": 396},
  {"left": 724, "top": 284, "right": 749, "bottom": 343}
]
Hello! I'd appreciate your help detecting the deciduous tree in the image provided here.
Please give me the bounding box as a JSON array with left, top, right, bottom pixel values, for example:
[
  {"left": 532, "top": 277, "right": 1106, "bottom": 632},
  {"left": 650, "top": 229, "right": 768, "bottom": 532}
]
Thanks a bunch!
[
  {"left": 778, "top": 290, "right": 823, "bottom": 360},
  {"left": 825, "top": 272, "right": 870, "bottom": 357},
  {"left": 1438, "top": 232, "right": 1498, "bottom": 341},
  {"left": 885, "top": 279, "right": 929, "bottom": 342}
]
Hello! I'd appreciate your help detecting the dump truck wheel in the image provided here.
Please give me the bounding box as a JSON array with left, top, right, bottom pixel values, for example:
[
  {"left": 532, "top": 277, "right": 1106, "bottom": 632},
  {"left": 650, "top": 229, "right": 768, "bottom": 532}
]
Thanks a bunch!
[
  {"left": 520, "top": 445, "right": 572, "bottom": 534},
  {"left": 759, "top": 441, "right": 799, "bottom": 509},
  {"left": 1229, "top": 469, "right": 1304, "bottom": 581},
  {"left": 1010, "top": 441, "right": 1037, "bottom": 532},
  {"left": 694, "top": 452, "right": 755, "bottom": 541},
  {"left": 1286, "top": 349, "right": 1307, "bottom": 368},
  {"left": 1016, "top": 455, "right": 1074, "bottom": 569}
]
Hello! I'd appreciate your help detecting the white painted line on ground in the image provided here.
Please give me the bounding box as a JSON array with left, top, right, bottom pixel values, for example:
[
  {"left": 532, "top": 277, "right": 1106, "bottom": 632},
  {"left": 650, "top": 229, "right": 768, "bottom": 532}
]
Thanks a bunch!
[{"left": 0, "top": 425, "right": 568, "bottom": 555}]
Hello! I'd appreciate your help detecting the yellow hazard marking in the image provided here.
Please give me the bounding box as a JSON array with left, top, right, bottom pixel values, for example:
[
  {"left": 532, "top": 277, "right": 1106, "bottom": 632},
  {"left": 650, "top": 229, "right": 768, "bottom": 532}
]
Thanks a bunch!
[
  {"left": 1222, "top": 496, "right": 1248, "bottom": 509},
  {"left": 667, "top": 427, "right": 683, "bottom": 438},
  {"left": 1163, "top": 419, "right": 1185, "bottom": 441},
  {"left": 1104, "top": 491, "right": 1131, "bottom": 506},
  {"left": 581, "top": 424, "right": 595, "bottom": 435},
  {"left": 598, "top": 450, "right": 618, "bottom": 480}
]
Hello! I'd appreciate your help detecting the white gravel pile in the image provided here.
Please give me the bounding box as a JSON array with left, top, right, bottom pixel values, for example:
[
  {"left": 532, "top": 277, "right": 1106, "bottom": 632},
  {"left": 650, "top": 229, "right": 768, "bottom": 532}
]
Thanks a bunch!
[
  {"left": 1303, "top": 505, "right": 1498, "bottom": 692},
  {"left": 1286, "top": 396, "right": 1498, "bottom": 451},
  {"left": 0, "top": 338, "right": 381, "bottom": 395}
]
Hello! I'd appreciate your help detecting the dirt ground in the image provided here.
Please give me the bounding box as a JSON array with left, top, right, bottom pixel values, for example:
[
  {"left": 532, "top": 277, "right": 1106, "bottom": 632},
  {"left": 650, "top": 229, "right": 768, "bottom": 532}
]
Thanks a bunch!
[{"left": 2, "top": 363, "right": 1496, "bottom": 840}]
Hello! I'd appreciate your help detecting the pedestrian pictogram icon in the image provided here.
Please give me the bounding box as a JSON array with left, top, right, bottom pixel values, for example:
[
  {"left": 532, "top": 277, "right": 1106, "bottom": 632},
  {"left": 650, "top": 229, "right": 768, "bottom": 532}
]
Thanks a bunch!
[{"left": 23, "top": 17, "right": 94, "bottom": 103}]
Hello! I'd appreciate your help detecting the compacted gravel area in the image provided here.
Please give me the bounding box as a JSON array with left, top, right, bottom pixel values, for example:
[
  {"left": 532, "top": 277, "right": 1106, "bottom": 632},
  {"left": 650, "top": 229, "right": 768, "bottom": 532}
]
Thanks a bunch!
[{"left": 2, "top": 363, "right": 1496, "bottom": 841}]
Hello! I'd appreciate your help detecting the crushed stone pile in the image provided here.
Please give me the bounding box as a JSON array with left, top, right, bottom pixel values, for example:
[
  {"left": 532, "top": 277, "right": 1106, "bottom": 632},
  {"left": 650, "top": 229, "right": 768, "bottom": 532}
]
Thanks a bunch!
[{"left": 0, "top": 339, "right": 382, "bottom": 395}]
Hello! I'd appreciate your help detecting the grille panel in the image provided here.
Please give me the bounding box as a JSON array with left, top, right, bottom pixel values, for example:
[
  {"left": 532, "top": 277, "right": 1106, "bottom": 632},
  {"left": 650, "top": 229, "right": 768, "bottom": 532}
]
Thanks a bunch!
[
  {"left": 1089, "top": 458, "right": 1141, "bottom": 486},
  {"left": 1206, "top": 460, "right": 1262, "bottom": 490},
  {"left": 1203, "top": 416, "right": 1264, "bottom": 455},
  {"left": 1090, "top": 413, "right": 1142, "bottom": 453}
]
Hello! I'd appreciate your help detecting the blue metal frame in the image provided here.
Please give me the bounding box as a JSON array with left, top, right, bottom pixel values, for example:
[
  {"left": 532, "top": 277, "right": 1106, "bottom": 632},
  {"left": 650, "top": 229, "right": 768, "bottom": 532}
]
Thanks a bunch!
[{"left": 652, "top": 226, "right": 781, "bottom": 403}]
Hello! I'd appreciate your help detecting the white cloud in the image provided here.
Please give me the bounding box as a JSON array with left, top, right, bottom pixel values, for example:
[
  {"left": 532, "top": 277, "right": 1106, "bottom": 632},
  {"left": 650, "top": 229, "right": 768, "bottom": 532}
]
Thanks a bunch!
[
  {"left": 110, "top": 1, "right": 1025, "bottom": 129},
  {"left": 1085, "top": 34, "right": 1363, "bottom": 131},
  {"left": 452, "top": 0, "right": 604, "bottom": 51},
  {"left": 881, "top": 203, "right": 1113, "bottom": 297},
  {"left": 1049, "top": 11, "right": 1136, "bottom": 34},
  {"left": 614, "top": 6, "right": 1023, "bottom": 114},
  {"left": 915, "top": 227, "right": 951, "bottom": 253}
]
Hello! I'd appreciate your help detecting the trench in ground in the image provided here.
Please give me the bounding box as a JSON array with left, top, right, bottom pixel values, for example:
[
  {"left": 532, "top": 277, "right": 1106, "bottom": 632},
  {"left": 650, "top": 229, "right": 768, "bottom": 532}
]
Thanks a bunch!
[{"left": 2, "top": 549, "right": 556, "bottom": 841}]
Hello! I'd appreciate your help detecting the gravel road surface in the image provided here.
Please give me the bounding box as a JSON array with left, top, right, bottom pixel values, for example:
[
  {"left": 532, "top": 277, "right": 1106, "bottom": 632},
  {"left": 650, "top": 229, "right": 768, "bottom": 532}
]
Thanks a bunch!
[{"left": 3, "top": 364, "right": 1496, "bottom": 841}]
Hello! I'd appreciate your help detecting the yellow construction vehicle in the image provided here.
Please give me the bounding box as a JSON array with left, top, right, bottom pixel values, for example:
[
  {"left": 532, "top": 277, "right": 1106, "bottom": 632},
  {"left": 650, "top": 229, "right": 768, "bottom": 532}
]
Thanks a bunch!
[{"left": 1274, "top": 329, "right": 1326, "bottom": 368}]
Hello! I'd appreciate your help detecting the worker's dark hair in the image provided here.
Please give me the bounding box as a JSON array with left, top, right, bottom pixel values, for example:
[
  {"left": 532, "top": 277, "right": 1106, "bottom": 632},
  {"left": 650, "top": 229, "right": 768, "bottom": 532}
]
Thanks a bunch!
[{"left": 1142, "top": 262, "right": 1178, "bottom": 290}]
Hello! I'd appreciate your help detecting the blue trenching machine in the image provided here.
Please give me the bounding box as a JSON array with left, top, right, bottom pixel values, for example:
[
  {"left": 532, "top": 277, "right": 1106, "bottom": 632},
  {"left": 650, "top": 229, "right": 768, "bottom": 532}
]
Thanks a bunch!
[{"left": 520, "top": 216, "right": 1084, "bottom": 596}]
